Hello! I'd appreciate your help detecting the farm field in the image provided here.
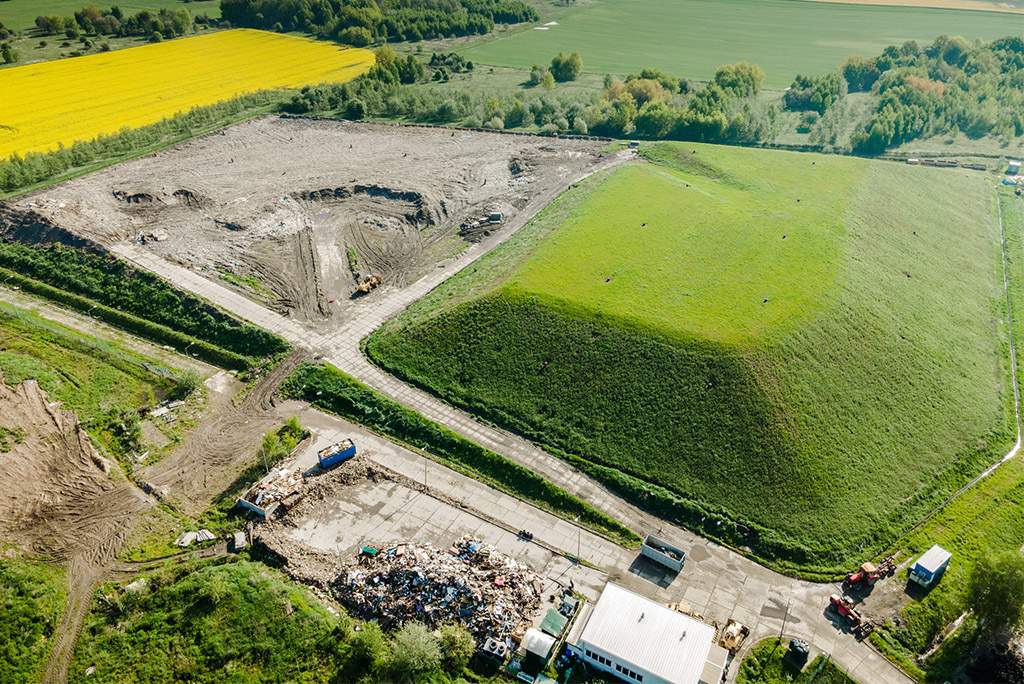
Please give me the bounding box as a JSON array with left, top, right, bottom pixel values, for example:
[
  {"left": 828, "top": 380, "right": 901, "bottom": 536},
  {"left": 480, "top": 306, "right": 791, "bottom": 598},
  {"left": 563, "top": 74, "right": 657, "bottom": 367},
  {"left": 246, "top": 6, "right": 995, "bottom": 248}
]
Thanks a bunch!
[
  {"left": 367, "top": 142, "right": 1013, "bottom": 568},
  {"left": 458, "top": 0, "right": 1018, "bottom": 87},
  {"left": 801, "top": 0, "right": 1021, "bottom": 12},
  {"left": 0, "top": 29, "right": 373, "bottom": 158},
  {"left": 0, "top": 0, "right": 221, "bottom": 32}
]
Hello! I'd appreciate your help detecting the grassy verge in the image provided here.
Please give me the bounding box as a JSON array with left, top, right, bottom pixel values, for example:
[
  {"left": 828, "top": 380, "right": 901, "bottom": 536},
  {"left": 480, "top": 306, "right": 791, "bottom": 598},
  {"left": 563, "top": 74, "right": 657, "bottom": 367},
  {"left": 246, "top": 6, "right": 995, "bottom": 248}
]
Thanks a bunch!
[
  {"left": 281, "top": 362, "right": 639, "bottom": 546},
  {"left": 864, "top": 188, "right": 1024, "bottom": 683},
  {"left": 0, "top": 241, "right": 289, "bottom": 369},
  {"left": 0, "top": 556, "right": 67, "bottom": 684},
  {"left": 738, "top": 638, "right": 859, "bottom": 684}
]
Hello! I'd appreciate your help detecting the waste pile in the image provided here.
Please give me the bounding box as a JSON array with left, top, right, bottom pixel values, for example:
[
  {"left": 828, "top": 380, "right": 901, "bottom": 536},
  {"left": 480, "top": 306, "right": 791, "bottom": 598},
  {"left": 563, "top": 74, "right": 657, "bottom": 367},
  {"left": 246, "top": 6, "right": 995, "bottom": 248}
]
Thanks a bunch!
[
  {"left": 242, "top": 466, "right": 305, "bottom": 514},
  {"left": 333, "top": 536, "right": 544, "bottom": 639}
]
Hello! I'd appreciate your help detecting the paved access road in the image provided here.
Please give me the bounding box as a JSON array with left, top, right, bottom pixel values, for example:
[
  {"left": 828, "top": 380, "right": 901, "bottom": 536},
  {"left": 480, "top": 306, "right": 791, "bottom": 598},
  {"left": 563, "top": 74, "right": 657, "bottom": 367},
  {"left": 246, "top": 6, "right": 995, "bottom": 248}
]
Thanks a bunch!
[{"left": 111, "top": 160, "right": 914, "bottom": 684}]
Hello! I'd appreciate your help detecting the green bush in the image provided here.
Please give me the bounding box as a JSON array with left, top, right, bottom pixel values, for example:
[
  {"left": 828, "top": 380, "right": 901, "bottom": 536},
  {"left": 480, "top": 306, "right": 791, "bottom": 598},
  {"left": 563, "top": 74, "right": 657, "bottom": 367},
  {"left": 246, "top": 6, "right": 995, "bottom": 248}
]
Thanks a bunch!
[
  {"left": 0, "top": 241, "right": 289, "bottom": 366},
  {"left": 0, "top": 267, "right": 252, "bottom": 370}
]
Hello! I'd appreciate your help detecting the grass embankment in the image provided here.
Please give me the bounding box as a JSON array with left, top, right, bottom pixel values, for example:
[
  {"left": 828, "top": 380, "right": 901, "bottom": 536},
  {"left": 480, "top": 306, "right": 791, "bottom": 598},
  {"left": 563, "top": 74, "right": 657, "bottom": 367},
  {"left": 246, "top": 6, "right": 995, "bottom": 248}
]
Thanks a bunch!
[
  {"left": 458, "top": 0, "right": 1013, "bottom": 87},
  {"left": 70, "top": 557, "right": 494, "bottom": 684},
  {"left": 282, "top": 362, "right": 639, "bottom": 546},
  {"left": 0, "top": 556, "right": 66, "bottom": 684},
  {"left": 0, "top": 304, "right": 201, "bottom": 463},
  {"left": 0, "top": 242, "right": 289, "bottom": 370},
  {"left": 867, "top": 189, "right": 1024, "bottom": 683},
  {"left": 0, "top": 304, "right": 168, "bottom": 420},
  {"left": 738, "top": 639, "right": 859, "bottom": 684},
  {"left": 367, "top": 142, "right": 1010, "bottom": 574}
]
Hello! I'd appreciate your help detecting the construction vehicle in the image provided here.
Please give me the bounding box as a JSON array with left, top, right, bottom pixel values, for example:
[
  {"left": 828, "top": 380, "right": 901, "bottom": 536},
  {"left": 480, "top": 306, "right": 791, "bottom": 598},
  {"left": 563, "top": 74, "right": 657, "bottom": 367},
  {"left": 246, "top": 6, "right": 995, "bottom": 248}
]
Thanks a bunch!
[
  {"left": 829, "top": 594, "right": 862, "bottom": 626},
  {"left": 844, "top": 555, "right": 896, "bottom": 588},
  {"left": 844, "top": 562, "right": 880, "bottom": 587},
  {"left": 357, "top": 273, "right": 383, "bottom": 293},
  {"left": 719, "top": 620, "right": 749, "bottom": 654}
]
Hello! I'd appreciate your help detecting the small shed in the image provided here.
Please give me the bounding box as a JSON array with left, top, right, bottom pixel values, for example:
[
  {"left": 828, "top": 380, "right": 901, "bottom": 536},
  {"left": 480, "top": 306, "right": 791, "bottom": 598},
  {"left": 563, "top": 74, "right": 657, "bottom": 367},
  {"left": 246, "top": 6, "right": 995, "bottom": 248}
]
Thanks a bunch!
[
  {"left": 1008, "top": 160, "right": 1021, "bottom": 174},
  {"left": 910, "top": 545, "right": 952, "bottom": 586},
  {"left": 540, "top": 608, "right": 568, "bottom": 637}
]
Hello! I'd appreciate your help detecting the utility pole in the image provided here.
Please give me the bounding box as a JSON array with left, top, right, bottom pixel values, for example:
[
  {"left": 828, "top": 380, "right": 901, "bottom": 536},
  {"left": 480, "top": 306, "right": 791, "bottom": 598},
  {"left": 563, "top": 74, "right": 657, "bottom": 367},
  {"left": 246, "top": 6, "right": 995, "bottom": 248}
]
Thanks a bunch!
[
  {"left": 780, "top": 583, "right": 794, "bottom": 638},
  {"left": 574, "top": 516, "right": 581, "bottom": 565},
  {"left": 261, "top": 435, "right": 269, "bottom": 474}
]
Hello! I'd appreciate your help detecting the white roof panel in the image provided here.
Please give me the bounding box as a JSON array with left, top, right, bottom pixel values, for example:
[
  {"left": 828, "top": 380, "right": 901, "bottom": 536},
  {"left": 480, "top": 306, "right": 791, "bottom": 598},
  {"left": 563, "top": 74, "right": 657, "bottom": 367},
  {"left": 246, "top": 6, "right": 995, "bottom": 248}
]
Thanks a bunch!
[
  {"left": 579, "top": 583, "right": 716, "bottom": 684},
  {"left": 914, "top": 545, "right": 952, "bottom": 574}
]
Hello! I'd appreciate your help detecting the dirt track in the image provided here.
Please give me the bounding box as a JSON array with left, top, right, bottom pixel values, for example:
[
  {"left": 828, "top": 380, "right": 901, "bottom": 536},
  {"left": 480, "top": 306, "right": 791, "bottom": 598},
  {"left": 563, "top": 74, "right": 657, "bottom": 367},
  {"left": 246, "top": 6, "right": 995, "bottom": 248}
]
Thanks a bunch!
[
  {"left": 136, "top": 350, "right": 312, "bottom": 516},
  {"left": 7, "top": 118, "right": 611, "bottom": 321},
  {"left": 0, "top": 371, "right": 151, "bottom": 683}
]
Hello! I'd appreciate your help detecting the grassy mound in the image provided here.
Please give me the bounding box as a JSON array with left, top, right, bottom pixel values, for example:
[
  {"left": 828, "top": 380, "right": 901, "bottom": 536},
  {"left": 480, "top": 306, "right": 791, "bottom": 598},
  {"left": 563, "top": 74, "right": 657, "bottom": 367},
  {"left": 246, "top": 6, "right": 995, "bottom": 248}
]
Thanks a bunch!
[
  {"left": 71, "top": 559, "right": 349, "bottom": 684},
  {"left": 367, "top": 142, "right": 1012, "bottom": 570}
]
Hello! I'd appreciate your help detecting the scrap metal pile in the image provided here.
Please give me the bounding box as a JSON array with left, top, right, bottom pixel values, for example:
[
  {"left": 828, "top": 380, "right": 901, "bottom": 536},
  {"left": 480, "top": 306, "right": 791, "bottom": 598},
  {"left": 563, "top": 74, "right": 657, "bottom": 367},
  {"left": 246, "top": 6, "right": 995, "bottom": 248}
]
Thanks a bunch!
[{"left": 334, "top": 536, "right": 544, "bottom": 638}]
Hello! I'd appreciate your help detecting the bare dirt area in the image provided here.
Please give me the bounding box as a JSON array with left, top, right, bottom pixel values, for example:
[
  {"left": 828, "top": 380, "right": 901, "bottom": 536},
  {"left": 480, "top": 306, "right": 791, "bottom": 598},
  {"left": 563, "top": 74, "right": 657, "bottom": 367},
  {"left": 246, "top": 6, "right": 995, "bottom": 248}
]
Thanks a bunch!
[
  {"left": 5, "top": 118, "right": 611, "bottom": 322},
  {"left": 135, "top": 350, "right": 312, "bottom": 517},
  {"left": 0, "top": 370, "right": 152, "bottom": 683}
]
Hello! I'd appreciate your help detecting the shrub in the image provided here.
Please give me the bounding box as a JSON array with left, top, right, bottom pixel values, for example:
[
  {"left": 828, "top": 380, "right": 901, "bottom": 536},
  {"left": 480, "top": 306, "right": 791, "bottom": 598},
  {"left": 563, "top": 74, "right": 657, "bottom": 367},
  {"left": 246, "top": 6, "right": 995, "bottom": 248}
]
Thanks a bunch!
[
  {"left": 390, "top": 622, "right": 441, "bottom": 680},
  {"left": 550, "top": 51, "right": 582, "bottom": 82}
]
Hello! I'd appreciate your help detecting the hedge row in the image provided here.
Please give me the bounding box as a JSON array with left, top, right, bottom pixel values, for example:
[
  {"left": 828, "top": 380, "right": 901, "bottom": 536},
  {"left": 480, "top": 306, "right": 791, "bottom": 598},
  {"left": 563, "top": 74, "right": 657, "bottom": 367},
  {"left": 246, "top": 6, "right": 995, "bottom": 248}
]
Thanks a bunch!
[
  {"left": 0, "top": 267, "right": 252, "bottom": 370},
  {"left": 0, "top": 242, "right": 289, "bottom": 359},
  {"left": 282, "top": 362, "right": 639, "bottom": 546}
]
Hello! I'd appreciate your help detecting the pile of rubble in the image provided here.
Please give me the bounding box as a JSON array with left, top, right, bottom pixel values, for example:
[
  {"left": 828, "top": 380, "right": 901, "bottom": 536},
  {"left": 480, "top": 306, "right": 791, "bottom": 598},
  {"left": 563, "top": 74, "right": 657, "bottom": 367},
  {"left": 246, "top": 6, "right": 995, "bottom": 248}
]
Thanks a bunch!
[
  {"left": 242, "top": 466, "right": 305, "bottom": 514},
  {"left": 333, "top": 536, "right": 543, "bottom": 639}
]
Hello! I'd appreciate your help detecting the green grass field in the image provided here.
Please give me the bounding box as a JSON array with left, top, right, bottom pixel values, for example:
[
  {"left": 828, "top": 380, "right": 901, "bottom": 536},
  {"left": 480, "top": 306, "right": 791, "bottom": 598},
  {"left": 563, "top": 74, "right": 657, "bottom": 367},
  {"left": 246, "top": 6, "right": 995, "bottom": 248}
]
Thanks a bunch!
[
  {"left": 70, "top": 559, "right": 350, "bottom": 683},
  {"left": 738, "top": 639, "right": 859, "bottom": 684},
  {"left": 0, "top": 0, "right": 220, "bottom": 32},
  {"left": 0, "top": 556, "right": 66, "bottom": 684},
  {"left": 0, "top": 305, "right": 168, "bottom": 424},
  {"left": 367, "top": 142, "right": 1012, "bottom": 569},
  {"left": 458, "top": 0, "right": 1019, "bottom": 87},
  {"left": 866, "top": 189, "right": 1024, "bottom": 682}
]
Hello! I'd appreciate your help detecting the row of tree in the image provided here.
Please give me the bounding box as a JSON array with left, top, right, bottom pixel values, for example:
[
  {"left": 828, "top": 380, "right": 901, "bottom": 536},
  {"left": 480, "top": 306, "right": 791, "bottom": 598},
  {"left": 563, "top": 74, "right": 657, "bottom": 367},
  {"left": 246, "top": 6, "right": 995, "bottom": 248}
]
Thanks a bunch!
[
  {"left": 34, "top": 6, "right": 206, "bottom": 40},
  {"left": 220, "top": 0, "right": 537, "bottom": 45},
  {"left": 284, "top": 50, "right": 771, "bottom": 144}
]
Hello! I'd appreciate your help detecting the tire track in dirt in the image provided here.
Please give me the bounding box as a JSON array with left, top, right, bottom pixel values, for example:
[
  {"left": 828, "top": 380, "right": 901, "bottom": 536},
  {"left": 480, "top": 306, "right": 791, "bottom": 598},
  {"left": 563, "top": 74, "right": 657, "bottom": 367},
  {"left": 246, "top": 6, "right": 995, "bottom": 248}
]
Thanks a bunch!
[{"left": 136, "top": 350, "right": 311, "bottom": 516}]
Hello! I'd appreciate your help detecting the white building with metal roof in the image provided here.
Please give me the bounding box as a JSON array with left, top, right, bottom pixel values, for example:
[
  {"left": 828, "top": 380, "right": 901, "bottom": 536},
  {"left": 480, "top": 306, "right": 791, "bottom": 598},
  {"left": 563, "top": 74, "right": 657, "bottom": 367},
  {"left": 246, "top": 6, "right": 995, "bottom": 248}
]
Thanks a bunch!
[{"left": 566, "top": 583, "right": 728, "bottom": 684}]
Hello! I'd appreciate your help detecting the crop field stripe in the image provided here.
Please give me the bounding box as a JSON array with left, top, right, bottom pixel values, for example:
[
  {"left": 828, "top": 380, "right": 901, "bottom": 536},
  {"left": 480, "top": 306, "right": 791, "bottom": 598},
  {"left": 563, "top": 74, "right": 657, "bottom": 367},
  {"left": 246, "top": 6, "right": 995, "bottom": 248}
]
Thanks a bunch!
[
  {"left": 457, "top": 0, "right": 1018, "bottom": 87},
  {"left": 800, "top": 0, "right": 1022, "bottom": 13},
  {"left": 0, "top": 29, "right": 373, "bottom": 158}
]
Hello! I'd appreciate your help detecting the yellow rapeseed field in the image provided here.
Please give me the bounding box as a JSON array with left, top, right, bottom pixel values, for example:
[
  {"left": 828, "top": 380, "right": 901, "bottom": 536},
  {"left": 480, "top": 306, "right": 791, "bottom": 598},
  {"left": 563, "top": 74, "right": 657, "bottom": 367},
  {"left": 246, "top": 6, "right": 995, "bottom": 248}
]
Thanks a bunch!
[{"left": 0, "top": 29, "right": 374, "bottom": 159}]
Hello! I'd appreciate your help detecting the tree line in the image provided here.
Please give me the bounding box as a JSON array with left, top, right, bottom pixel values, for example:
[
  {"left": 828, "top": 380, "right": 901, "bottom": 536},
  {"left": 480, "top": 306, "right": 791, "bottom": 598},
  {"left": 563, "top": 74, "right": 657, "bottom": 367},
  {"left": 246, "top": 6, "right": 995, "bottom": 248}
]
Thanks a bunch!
[
  {"left": 220, "top": 0, "right": 537, "bottom": 45},
  {"left": 32, "top": 5, "right": 211, "bottom": 40}
]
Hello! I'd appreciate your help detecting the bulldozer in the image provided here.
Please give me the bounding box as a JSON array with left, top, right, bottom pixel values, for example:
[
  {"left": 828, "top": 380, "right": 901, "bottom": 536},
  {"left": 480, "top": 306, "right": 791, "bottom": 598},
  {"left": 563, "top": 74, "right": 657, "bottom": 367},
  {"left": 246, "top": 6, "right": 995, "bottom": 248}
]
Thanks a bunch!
[
  {"left": 829, "top": 594, "right": 863, "bottom": 627},
  {"left": 719, "top": 620, "right": 749, "bottom": 654},
  {"left": 357, "top": 273, "right": 383, "bottom": 294}
]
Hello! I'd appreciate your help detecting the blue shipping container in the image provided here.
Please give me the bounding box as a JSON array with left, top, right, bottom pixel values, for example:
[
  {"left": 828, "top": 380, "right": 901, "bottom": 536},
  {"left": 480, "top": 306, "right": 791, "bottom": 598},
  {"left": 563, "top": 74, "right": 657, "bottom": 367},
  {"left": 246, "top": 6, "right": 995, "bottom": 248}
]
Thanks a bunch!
[{"left": 318, "top": 440, "right": 356, "bottom": 469}]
